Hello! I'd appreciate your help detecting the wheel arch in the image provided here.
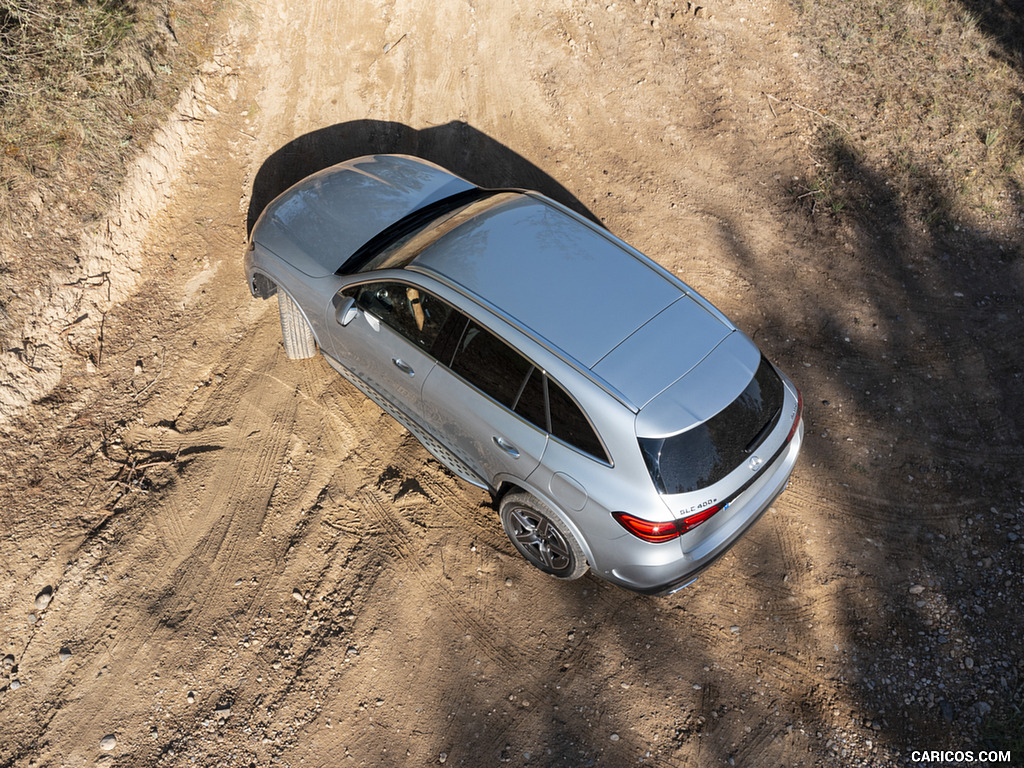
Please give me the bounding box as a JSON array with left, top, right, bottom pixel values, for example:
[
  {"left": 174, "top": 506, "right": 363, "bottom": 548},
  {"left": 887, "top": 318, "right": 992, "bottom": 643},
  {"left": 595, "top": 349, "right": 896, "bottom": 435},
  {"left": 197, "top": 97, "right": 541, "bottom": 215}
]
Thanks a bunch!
[
  {"left": 494, "top": 478, "right": 597, "bottom": 569},
  {"left": 249, "top": 270, "right": 279, "bottom": 299}
]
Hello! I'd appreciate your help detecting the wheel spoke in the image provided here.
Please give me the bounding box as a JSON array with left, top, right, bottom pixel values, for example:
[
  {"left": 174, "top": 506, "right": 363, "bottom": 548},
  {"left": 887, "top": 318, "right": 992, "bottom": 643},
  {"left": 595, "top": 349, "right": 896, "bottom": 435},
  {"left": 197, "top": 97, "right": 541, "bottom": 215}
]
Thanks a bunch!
[
  {"left": 536, "top": 541, "right": 553, "bottom": 568},
  {"left": 505, "top": 502, "right": 577, "bottom": 575},
  {"left": 547, "top": 538, "right": 570, "bottom": 560}
]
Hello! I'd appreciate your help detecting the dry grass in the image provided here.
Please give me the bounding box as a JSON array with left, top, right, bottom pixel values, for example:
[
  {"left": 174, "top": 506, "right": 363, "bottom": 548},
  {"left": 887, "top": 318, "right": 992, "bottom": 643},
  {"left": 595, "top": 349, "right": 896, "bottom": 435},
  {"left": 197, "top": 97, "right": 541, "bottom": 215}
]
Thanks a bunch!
[
  {"left": 0, "top": 0, "right": 222, "bottom": 345},
  {"left": 794, "top": 0, "right": 1024, "bottom": 243}
]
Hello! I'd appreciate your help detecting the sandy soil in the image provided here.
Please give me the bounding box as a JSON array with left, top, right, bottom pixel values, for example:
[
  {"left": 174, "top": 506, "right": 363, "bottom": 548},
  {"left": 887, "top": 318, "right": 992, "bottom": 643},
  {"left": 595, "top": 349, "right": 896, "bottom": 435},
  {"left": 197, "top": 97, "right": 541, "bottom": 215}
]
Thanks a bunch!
[{"left": 1, "top": 0, "right": 1022, "bottom": 766}]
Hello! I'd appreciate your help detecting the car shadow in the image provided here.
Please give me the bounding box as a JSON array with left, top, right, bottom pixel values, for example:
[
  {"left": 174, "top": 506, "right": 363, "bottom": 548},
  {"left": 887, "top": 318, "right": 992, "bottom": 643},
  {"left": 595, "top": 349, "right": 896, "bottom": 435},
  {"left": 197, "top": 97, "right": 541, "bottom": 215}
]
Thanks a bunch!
[{"left": 246, "top": 120, "right": 601, "bottom": 235}]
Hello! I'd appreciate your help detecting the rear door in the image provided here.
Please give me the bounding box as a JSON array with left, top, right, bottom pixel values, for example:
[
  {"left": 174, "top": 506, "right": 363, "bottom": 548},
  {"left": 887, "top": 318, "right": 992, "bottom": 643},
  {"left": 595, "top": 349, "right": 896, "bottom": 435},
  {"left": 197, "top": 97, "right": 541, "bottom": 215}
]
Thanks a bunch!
[{"left": 421, "top": 320, "right": 548, "bottom": 488}]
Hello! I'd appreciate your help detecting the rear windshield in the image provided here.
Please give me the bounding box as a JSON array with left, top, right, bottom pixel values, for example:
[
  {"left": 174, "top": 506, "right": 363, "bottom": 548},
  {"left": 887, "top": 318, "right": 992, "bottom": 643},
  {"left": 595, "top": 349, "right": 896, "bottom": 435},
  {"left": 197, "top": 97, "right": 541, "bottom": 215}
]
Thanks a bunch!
[{"left": 638, "top": 356, "right": 784, "bottom": 494}]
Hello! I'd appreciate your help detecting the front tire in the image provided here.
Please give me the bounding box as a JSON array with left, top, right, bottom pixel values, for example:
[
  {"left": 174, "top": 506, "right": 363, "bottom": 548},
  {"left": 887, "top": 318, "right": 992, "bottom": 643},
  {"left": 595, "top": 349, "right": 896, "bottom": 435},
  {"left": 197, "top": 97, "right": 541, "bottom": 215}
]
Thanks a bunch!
[
  {"left": 499, "top": 492, "right": 588, "bottom": 580},
  {"left": 278, "top": 291, "right": 317, "bottom": 360}
]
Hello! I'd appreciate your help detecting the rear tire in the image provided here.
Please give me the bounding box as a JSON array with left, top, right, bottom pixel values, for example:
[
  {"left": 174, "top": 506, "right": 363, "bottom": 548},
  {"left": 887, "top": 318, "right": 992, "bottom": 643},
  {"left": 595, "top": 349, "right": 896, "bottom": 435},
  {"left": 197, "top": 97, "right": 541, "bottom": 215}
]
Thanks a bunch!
[
  {"left": 499, "top": 492, "right": 588, "bottom": 580},
  {"left": 278, "top": 291, "right": 317, "bottom": 360}
]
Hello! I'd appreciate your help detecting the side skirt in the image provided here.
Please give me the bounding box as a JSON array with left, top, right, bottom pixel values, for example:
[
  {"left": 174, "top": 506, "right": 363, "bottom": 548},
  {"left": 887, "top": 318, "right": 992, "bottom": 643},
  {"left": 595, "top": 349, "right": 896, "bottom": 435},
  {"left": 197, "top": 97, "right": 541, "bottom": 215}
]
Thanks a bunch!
[{"left": 322, "top": 355, "right": 490, "bottom": 491}]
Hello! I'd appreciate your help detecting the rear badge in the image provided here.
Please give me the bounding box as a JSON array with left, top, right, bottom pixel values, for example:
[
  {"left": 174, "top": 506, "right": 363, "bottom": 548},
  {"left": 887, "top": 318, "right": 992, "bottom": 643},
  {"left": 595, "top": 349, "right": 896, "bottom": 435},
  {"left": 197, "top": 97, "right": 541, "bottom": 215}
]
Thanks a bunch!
[{"left": 748, "top": 455, "right": 763, "bottom": 471}]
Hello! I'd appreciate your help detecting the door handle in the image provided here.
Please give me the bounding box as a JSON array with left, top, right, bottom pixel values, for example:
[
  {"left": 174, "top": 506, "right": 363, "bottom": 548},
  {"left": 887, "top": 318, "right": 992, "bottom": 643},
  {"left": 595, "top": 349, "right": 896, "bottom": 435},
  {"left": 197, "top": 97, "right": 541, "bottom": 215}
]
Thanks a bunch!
[
  {"left": 492, "top": 436, "right": 520, "bottom": 458},
  {"left": 392, "top": 358, "right": 415, "bottom": 376}
]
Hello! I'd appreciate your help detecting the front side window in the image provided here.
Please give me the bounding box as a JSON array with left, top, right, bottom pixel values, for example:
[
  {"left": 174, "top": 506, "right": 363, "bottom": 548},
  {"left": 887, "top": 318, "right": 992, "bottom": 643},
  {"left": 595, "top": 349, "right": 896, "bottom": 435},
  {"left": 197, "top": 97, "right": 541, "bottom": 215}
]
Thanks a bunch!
[
  {"left": 347, "top": 281, "right": 454, "bottom": 352},
  {"left": 639, "top": 356, "right": 784, "bottom": 494}
]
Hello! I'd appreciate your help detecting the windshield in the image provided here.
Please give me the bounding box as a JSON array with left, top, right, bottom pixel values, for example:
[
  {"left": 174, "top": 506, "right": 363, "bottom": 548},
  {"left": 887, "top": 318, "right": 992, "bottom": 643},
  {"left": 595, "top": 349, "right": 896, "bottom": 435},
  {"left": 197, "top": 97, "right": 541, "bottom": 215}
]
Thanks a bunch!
[
  {"left": 337, "top": 189, "right": 505, "bottom": 274},
  {"left": 638, "top": 356, "right": 784, "bottom": 494}
]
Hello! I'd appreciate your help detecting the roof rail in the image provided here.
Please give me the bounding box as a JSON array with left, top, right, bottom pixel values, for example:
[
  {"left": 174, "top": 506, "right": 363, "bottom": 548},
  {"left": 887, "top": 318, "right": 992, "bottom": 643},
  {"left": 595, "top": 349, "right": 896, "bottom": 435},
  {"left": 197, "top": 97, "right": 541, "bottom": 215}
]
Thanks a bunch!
[{"left": 407, "top": 265, "right": 641, "bottom": 414}]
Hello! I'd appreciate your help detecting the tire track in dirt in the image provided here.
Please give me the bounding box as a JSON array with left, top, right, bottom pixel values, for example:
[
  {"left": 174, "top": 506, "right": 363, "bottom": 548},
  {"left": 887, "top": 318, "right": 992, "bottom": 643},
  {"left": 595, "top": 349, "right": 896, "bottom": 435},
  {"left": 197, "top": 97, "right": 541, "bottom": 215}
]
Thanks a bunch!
[
  {"left": 359, "top": 488, "right": 523, "bottom": 670},
  {"left": 347, "top": 480, "right": 603, "bottom": 758},
  {"left": 142, "top": 348, "right": 297, "bottom": 631},
  {"left": 784, "top": 479, "right": 978, "bottom": 526},
  {"left": 7, "top": 318, "right": 325, "bottom": 758}
]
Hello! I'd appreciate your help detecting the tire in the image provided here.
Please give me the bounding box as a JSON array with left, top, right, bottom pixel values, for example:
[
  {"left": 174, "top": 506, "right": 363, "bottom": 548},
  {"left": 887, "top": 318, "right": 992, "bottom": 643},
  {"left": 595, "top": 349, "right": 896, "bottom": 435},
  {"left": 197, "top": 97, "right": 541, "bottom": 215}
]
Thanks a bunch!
[
  {"left": 499, "top": 492, "right": 588, "bottom": 580},
  {"left": 277, "top": 291, "right": 317, "bottom": 360}
]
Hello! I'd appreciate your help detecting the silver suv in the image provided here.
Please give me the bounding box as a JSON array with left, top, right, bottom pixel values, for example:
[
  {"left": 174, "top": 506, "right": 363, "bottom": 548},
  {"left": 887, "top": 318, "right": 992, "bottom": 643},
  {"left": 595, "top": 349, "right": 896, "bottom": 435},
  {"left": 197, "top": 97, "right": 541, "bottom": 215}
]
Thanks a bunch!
[{"left": 244, "top": 155, "right": 803, "bottom": 595}]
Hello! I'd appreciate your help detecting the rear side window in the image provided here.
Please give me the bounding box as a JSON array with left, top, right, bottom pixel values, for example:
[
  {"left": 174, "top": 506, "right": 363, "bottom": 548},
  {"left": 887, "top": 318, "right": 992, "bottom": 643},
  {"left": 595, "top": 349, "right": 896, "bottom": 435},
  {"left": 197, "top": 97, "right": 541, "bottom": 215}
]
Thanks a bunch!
[
  {"left": 514, "top": 368, "right": 548, "bottom": 431},
  {"left": 639, "top": 356, "right": 784, "bottom": 494},
  {"left": 446, "top": 324, "right": 609, "bottom": 462},
  {"left": 450, "top": 321, "right": 532, "bottom": 408},
  {"left": 547, "top": 379, "right": 607, "bottom": 462}
]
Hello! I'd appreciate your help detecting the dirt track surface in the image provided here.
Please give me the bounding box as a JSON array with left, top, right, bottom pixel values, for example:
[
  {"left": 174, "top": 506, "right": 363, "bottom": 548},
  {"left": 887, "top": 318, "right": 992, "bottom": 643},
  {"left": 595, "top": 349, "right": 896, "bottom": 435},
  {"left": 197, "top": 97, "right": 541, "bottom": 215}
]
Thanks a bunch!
[{"left": 2, "top": 0, "right": 1022, "bottom": 766}]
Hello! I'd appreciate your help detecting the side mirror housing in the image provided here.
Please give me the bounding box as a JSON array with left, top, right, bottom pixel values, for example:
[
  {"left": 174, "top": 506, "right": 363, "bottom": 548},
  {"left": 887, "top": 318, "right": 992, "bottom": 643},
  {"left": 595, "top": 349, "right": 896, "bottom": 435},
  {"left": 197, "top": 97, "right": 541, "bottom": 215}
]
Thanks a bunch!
[{"left": 335, "top": 296, "right": 359, "bottom": 326}]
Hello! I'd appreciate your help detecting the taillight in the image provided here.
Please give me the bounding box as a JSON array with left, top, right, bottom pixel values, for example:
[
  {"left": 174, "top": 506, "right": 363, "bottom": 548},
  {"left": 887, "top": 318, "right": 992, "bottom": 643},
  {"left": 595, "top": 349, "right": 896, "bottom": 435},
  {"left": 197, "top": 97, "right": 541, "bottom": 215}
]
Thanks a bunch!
[
  {"left": 612, "top": 512, "right": 681, "bottom": 543},
  {"left": 676, "top": 505, "right": 721, "bottom": 534},
  {"left": 786, "top": 388, "right": 803, "bottom": 443},
  {"left": 613, "top": 505, "right": 723, "bottom": 543}
]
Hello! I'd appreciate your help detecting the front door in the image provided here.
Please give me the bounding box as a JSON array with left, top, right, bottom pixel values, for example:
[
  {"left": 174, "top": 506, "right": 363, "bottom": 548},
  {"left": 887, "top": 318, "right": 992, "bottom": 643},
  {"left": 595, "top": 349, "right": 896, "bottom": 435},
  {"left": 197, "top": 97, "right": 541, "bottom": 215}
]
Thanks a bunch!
[{"left": 324, "top": 280, "right": 452, "bottom": 422}]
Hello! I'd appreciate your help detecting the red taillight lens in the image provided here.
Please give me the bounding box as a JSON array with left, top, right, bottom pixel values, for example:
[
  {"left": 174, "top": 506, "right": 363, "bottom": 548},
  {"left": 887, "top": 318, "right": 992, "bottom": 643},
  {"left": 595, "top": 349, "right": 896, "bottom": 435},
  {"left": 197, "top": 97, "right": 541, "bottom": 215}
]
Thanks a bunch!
[
  {"left": 676, "top": 505, "right": 721, "bottom": 534},
  {"left": 786, "top": 388, "right": 803, "bottom": 443},
  {"left": 613, "top": 505, "right": 723, "bottom": 543},
  {"left": 612, "top": 512, "right": 681, "bottom": 543}
]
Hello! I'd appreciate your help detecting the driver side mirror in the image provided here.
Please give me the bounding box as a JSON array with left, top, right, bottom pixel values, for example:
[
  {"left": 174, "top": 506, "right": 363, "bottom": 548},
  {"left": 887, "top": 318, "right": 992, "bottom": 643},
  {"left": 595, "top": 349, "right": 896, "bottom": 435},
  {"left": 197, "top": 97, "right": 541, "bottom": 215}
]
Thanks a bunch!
[{"left": 335, "top": 296, "right": 359, "bottom": 326}]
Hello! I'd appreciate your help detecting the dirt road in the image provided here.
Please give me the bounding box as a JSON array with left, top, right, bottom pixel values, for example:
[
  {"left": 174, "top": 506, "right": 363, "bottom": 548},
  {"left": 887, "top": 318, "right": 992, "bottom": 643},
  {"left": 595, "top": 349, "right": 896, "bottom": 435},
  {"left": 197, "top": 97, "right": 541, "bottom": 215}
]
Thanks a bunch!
[{"left": 1, "top": 0, "right": 1021, "bottom": 766}]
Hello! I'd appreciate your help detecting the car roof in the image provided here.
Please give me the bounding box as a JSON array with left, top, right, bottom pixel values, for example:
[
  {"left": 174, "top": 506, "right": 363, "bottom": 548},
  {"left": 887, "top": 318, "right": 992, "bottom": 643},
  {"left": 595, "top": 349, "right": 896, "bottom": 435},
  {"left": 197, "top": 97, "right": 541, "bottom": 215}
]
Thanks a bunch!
[
  {"left": 410, "top": 193, "right": 735, "bottom": 411},
  {"left": 412, "top": 194, "right": 679, "bottom": 368}
]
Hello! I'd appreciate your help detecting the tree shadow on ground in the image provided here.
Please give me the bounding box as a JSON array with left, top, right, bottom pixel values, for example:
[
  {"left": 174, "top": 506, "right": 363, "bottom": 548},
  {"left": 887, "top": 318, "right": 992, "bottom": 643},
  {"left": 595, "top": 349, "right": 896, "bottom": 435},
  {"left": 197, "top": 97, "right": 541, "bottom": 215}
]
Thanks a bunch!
[
  {"left": 246, "top": 120, "right": 601, "bottom": 236},
  {"left": 955, "top": 0, "right": 1024, "bottom": 67},
  {"left": 722, "top": 126, "right": 1024, "bottom": 753}
]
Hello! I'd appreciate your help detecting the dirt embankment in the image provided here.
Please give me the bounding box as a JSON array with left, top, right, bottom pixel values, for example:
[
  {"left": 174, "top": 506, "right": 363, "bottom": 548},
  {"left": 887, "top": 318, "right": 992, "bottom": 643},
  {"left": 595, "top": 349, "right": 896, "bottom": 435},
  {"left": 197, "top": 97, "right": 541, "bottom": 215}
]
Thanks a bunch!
[{"left": 1, "top": 0, "right": 1021, "bottom": 766}]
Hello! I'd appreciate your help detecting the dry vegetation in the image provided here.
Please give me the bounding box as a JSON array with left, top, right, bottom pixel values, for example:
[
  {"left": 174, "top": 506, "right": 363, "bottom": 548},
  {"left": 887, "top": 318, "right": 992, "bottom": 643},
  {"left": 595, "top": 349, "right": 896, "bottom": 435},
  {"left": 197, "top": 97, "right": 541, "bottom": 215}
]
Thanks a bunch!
[
  {"left": 796, "top": 0, "right": 1024, "bottom": 247},
  {"left": 0, "top": 0, "right": 220, "bottom": 345}
]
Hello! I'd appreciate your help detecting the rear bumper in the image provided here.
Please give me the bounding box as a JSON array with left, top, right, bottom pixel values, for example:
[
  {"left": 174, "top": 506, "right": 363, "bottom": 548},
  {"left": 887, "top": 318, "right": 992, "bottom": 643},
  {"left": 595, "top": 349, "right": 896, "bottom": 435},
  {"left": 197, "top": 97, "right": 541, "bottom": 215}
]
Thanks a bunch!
[
  {"left": 629, "top": 471, "right": 790, "bottom": 596},
  {"left": 601, "top": 418, "right": 803, "bottom": 596}
]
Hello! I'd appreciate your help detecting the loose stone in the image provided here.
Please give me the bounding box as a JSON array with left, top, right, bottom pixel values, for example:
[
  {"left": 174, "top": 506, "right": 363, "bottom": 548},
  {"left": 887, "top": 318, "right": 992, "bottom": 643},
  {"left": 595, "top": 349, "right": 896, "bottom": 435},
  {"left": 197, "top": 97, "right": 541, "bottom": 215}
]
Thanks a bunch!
[
  {"left": 35, "top": 587, "right": 53, "bottom": 611},
  {"left": 100, "top": 734, "right": 117, "bottom": 750}
]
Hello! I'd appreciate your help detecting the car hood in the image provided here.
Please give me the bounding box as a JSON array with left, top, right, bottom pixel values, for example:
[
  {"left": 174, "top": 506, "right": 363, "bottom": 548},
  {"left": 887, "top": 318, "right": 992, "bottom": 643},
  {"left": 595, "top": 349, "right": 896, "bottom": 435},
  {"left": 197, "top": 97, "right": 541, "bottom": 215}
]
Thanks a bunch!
[{"left": 251, "top": 155, "right": 475, "bottom": 277}]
